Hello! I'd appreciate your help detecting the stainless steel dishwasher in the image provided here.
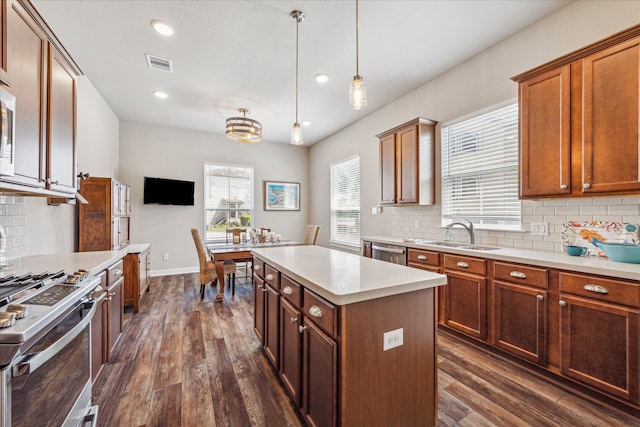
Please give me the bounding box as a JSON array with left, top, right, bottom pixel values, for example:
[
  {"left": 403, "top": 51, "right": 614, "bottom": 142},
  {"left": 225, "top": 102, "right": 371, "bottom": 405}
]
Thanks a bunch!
[{"left": 371, "top": 242, "right": 407, "bottom": 265}]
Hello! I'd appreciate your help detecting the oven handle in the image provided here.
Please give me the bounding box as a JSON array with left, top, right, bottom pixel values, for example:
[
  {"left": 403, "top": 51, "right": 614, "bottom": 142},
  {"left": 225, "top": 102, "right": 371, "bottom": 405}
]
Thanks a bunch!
[{"left": 12, "top": 300, "right": 96, "bottom": 378}]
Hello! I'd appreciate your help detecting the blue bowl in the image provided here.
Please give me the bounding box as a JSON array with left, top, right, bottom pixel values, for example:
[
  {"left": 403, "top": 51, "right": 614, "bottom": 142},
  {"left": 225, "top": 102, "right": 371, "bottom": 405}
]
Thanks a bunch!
[{"left": 595, "top": 242, "right": 640, "bottom": 263}]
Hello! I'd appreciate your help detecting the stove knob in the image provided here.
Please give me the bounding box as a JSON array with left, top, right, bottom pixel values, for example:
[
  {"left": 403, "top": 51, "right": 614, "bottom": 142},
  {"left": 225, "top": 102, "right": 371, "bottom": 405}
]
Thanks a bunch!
[{"left": 6, "top": 304, "right": 27, "bottom": 319}]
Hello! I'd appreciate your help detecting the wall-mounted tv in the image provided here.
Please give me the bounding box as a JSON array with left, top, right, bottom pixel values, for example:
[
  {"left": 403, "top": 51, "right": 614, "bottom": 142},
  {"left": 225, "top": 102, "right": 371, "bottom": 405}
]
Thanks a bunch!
[{"left": 143, "top": 176, "right": 195, "bottom": 206}]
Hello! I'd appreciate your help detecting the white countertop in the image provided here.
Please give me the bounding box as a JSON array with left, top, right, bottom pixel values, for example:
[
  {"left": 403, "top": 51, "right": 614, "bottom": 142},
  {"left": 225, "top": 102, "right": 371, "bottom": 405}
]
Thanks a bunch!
[
  {"left": 251, "top": 245, "right": 447, "bottom": 305},
  {"left": 0, "top": 243, "right": 151, "bottom": 278},
  {"left": 363, "top": 236, "right": 640, "bottom": 281}
]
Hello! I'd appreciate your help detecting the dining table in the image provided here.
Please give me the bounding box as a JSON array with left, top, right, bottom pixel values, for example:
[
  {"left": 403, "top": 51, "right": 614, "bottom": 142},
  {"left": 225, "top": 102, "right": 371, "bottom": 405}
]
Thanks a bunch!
[{"left": 207, "top": 240, "right": 301, "bottom": 301}]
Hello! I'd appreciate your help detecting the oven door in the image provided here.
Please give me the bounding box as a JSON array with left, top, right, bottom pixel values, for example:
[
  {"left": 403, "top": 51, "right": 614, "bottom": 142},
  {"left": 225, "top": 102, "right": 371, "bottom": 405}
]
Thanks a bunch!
[{"left": 3, "top": 299, "right": 96, "bottom": 427}]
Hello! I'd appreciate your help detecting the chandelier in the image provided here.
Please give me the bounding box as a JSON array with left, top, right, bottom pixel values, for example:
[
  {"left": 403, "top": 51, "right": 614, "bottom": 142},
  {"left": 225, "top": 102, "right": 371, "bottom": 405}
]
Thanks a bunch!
[{"left": 225, "top": 108, "right": 262, "bottom": 143}]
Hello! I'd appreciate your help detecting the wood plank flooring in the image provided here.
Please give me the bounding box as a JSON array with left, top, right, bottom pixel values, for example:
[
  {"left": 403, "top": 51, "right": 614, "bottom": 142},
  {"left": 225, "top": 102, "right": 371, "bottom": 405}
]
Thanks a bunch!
[{"left": 92, "top": 274, "right": 639, "bottom": 426}]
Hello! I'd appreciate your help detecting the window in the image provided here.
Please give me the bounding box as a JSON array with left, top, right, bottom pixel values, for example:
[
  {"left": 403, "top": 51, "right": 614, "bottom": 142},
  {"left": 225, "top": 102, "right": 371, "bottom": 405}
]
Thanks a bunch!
[
  {"left": 204, "top": 163, "right": 254, "bottom": 242},
  {"left": 441, "top": 103, "right": 520, "bottom": 228},
  {"left": 330, "top": 155, "right": 360, "bottom": 247}
]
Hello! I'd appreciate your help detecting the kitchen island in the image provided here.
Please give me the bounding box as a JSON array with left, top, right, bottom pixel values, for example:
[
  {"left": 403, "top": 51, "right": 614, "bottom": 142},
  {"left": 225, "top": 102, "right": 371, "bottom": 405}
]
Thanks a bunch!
[{"left": 251, "top": 245, "right": 447, "bottom": 427}]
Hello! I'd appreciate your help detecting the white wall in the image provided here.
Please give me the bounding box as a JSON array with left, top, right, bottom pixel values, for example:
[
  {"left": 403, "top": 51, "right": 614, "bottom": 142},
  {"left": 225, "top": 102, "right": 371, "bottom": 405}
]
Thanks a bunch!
[
  {"left": 310, "top": 0, "right": 640, "bottom": 252},
  {"left": 119, "top": 121, "right": 310, "bottom": 275}
]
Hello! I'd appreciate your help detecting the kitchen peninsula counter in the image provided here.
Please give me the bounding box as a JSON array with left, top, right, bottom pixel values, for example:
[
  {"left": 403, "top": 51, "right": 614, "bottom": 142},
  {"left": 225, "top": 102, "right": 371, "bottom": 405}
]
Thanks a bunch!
[{"left": 251, "top": 245, "right": 446, "bottom": 427}]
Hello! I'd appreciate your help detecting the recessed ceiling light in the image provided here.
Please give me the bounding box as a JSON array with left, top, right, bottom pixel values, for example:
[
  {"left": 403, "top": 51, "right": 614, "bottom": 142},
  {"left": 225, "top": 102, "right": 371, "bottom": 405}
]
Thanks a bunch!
[
  {"left": 314, "top": 73, "right": 329, "bottom": 83},
  {"left": 153, "top": 91, "right": 168, "bottom": 99},
  {"left": 151, "top": 20, "right": 175, "bottom": 36},
  {"left": 302, "top": 121, "right": 311, "bottom": 126}
]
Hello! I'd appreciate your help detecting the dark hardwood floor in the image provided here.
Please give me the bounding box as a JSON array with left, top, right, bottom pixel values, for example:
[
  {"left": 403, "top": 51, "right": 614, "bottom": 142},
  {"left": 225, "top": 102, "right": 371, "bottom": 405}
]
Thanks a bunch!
[{"left": 93, "top": 273, "right": 639, "bottom": 426}]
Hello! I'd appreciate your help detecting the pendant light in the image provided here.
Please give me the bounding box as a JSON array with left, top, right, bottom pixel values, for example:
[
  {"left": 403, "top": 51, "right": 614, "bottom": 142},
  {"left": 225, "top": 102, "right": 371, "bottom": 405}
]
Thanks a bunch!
[
  {"left": 349, "top": 0, "right": 367, "bottom": 110},
  {"left": 225, "top": 108, "right": 262, "bottom": 143},
  {"left": 290, "top": 10, "right": 305, "bottom": 145}
]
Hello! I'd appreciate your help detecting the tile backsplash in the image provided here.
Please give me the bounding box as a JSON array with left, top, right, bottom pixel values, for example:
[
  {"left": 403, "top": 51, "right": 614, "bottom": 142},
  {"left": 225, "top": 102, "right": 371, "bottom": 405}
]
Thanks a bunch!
[
  {"left": 391, "top": 196, "right": 640, "bottom": 253},
  {"left": 0, "top": 195, "right": 28, "bottom": 259}
]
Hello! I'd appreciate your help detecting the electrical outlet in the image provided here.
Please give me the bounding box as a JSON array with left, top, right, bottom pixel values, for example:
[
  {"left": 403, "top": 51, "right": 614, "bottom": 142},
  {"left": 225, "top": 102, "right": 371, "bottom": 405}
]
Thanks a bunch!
[
  {"left": 383, "top": 328, "right": 403, "bottom": 351},
  {"left": 531, "top": 222, "right": 548, "bottom": 236},
  {"left": 163, "top": 253, "right": 169, "bottom": 261}
]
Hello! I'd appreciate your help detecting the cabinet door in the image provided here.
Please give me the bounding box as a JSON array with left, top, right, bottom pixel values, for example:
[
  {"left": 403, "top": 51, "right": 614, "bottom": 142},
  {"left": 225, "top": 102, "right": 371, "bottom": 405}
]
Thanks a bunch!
[
  {"left": 280, "top": 298, "right": 302, "bottom": 406},
  {"left": 91, "top": 292, "right": 107, "bottom": 383},
  {"left": 253, "top": 275, "right": 265, "bottom": 344},
  {"left": 4, "top": 0, "right": 46, "bottom": 188},
  {"left": 397, "top": 124, "right": 419, "bottom": 204},
  {"left": 493, "top": 281, "right": 547, "bottom": 365},
  {"left": 107, "top": 277, "right": 124, "bottom": 360},
  {"left": 362, "top": 241, "right": 372, "bottom": 258},
  {"left": 0, "top": 0, "right": 7, "bottom": 81},
  {"left": 582, "top": 36, "right": 640, "bottom": 194},
  {"left": 444, "top": 270, "right": 487, "bottom": 340},
  {"left": 519, "top": 65, "right": 571, "bottom": 198},
  {"left": 301, "top": 318, "right": 337, "bottom": 427},
  {"left": 46, "top": 43, "right": 76, "bottom": 194},
  {"left": 264, "top": 283, "right": 280, "bottom": 368},
  {"left": 559, "top": 294, "right": 639, "bottom": 403},
  {"left": 379, "top": 133, "right": 396, "bottom": 204}
]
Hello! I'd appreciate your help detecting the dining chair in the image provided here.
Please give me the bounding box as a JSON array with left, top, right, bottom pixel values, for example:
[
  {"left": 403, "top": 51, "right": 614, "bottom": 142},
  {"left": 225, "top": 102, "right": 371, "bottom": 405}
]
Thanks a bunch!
[
  {"left": 191, "top": 227, "right": 237, "bottom": 298},
  {"left": 226, "top": 228, "right": 250, "bottom": 279},
  {"left": 304, "top": 224, "right": 320, "bottom": 245}
]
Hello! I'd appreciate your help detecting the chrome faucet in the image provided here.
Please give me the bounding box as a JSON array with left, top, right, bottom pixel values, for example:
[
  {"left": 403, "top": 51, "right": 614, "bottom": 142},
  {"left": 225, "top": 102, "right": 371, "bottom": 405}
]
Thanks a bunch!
[{"left": 445, "top": 218, "right": 475, "bottom": 244}]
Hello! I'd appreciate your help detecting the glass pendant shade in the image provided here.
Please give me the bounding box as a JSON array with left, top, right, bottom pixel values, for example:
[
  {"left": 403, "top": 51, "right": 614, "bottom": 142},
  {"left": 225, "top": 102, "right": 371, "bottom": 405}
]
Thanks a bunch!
[
  {"left": 349, "top": 75, "right": 367, "bottom": 110},
  {"left": 291, "top": 122, "right": 303, "bottom": 145},
  {"left": 225, "top": 108, "right": 262, "bottom": 143}
]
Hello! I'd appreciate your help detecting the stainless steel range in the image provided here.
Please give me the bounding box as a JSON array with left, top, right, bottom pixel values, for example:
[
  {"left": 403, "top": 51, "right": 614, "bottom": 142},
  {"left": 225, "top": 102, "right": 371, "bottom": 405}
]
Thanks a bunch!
[{"left": 0, "top": 269, "right": 101, "bottom": 427}]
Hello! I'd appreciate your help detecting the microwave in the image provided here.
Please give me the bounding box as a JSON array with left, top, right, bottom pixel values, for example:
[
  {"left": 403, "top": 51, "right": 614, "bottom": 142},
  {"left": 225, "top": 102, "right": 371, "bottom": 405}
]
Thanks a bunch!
[{"left": 0, "top": 87, "right": 15, "bottom": 176}]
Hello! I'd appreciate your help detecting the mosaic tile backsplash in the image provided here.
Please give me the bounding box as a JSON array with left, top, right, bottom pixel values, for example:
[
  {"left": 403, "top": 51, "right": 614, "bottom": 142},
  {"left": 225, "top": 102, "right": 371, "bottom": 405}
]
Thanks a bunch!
[{"left": 0, "top": 195, "right": 28, "bottom": 259}]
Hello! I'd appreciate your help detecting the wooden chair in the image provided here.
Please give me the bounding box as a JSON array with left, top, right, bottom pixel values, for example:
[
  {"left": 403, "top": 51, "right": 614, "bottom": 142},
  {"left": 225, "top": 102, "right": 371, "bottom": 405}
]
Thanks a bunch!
[
  {"left": 191, "top": 228, "right": 236, "bottom": 299},
  {"left": 304, "top": 225, "right": 320, "bottom": 245}
]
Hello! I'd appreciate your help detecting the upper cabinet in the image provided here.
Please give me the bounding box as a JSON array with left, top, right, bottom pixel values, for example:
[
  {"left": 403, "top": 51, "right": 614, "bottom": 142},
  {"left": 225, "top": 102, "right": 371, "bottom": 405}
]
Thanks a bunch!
[
  {"left": 0, "top": 0, "right": 80, "bottom": 197},
  {"left": 513, "top": 24, "right": 640, "bottom": 199},
  {"left": 376, "top": 117, "right": 437, "bottom": 206}
]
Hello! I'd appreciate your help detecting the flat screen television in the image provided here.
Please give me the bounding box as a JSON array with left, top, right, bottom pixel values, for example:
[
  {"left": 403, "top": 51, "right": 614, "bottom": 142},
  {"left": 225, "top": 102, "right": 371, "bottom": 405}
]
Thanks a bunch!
[{"left": 143, "top": 176, "right": 195, "bottom": 206}]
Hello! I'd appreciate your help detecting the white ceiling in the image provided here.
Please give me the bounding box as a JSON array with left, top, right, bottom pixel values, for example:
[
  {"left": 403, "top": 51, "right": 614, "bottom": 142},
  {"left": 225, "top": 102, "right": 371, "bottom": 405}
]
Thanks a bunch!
[{"left": 32, "top": 0, "right": 572, "bottom": 146}]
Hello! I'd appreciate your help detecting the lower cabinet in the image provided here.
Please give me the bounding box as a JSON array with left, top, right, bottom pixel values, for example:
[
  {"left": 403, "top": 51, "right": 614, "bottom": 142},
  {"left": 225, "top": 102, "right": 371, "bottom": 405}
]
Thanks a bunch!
[
  {"left": 263, "top": 283, "right": 280, "bottom": 367},
  {"left": 280, "top": 298, "right": 302, "bottom": 405},
  {"left": 123, "top": 245, "right": 151, "bottom": 313},
  {"left": 253, "top": 274, "right": 265, "bottom": 343},
  {"left": 90, "top": 272, "right": 108, "bottom": 383}
]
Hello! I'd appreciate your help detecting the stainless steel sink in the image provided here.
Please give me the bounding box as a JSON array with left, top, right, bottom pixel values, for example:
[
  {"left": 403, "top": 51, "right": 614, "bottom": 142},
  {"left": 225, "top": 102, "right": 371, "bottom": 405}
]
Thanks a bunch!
[{"left": 416, "top": 241, "right": 501, "bottom": 251}]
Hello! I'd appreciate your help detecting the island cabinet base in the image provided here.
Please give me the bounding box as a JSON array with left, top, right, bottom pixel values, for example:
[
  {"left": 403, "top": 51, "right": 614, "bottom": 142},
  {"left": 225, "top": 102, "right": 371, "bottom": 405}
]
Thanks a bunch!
[{"left": 340, "top": 288, "right": 437, "bottom": 427}]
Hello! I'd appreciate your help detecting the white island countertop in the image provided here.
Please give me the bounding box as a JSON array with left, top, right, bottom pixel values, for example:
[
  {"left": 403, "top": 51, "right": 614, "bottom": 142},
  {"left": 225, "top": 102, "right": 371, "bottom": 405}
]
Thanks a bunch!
[{"left": 251, "top": 245, "right": 446, "bottom": 305}]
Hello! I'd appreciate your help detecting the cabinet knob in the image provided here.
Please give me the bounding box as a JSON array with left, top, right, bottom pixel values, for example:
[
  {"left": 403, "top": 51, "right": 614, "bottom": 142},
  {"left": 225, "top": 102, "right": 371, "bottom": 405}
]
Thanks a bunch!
[
  {"left": 93, "top": 285, "right": 103, "bottom": 293},
  {"left": 261, "top": 287, "right": 268, "bottom": 293},
  {"left": 266, "top": 274, "right": 274, "bottom": 281},
  {"left": 417, "top": 255, "right": 427, "bottom": 260},
  {"left": 536, "top": 294, "right": 544, "bottom": 301},
  {"left": 290, "top": 317, "right": 298, "bottom": 324},
  {"left": 308, "top": 305, "right": 323, "bottom": 318},
  {"left": 114, "top": 269, "right": 122, "bottom": 276},
  {"left": 456, "top": 261, "right": 469, "bottom": 268},
  {"left": 560, "top": 184, "right": 568, "bottom": 190},
  {"left": 583, "top": 183, "right": 591, "bottom": 189},
  {"left": 559, "top": 300, "right": 567, "bottom": 307},
  {"left": 510, "top": 271, "right": 527, "bottom": 279},
  {"left": 298, "top": 325, "right": 307, "bottom": 334},
  {"left": 254, "top": 265, "right": 261, "bottom": 271},
  {"left": 282, "top": 286, "right": 293, "bottom": 295}
]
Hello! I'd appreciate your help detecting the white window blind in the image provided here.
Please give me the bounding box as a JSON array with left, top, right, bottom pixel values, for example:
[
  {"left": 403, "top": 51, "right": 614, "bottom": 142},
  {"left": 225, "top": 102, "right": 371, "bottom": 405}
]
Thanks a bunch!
[
  {"left": 330, "top": 155, "right": 360, "bottom": 247},
  {"left": 441, "top": 103, "right": 520, "bottom": 228},
  {"left": 204, "top": 163, "right": 254, "bottom": 242}
]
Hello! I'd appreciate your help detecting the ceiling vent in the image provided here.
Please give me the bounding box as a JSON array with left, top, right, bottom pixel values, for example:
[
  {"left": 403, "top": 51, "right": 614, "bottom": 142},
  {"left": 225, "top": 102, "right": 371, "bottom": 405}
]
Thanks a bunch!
[{"left": 145, "top": 54, "right": 173, "bottom": 73}]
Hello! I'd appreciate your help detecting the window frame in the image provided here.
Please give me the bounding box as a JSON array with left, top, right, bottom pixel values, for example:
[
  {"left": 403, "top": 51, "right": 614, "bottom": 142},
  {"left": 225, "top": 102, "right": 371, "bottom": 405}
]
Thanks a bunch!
[{"left": 330, "top": 154, "right": 361, "bottom": 249}]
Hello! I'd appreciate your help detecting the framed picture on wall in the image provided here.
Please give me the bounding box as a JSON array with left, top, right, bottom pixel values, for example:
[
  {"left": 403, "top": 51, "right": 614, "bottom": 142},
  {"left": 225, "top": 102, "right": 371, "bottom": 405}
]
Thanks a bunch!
[{"left": 264, "top": 181, "right": 300, "bottom": 211}]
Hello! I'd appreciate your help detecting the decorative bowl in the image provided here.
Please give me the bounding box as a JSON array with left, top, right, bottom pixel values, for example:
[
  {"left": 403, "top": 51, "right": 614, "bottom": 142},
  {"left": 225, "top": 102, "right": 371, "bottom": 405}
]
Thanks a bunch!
[{"left": 594, "top": 242, "right": 640, "bottom": 263}]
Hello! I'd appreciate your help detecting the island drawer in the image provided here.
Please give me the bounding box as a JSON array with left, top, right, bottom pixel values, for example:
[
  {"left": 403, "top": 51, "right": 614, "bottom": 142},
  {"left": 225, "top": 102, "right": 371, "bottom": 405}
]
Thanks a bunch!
[
  {"left": 444, "top": 254, "right": 486, "bottom": 275},
  {"left": 407, "top": 248, "right": 440, "bottom": 269},
  {"left": 494, "top": 262, "right": 548, "bottom": 289},
  {"left": 264, "top": 264, "right": 280, "bottom": 289},
  {"left": 303, "top": 289, "right": 337, "bottom": 337},
  {"left": 253, "top": 258, "right": 265, "bottom": 279},
  {"left": 107, "top": 259, "right": 124, "bottom": 286},
  {"left": 281, "top": 275, "right": 301, "bottom": 308},
  {"left": 559, "top": 272, "right": 640, "bottom": 307}
]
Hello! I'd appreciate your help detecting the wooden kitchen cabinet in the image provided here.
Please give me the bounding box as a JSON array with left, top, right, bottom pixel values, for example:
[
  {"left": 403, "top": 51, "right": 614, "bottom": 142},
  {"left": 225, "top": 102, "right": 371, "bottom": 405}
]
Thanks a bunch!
[
  {"left": 492, "top": 262, "right": 548, "bottom": 365},
  {"left": 514, "top": 25, "right": 640, "bottom": 199},
  {"left": 407, "top": 247, "right": 445, "bottom": 325},
  {"left": 90, "top": 271, "right": 108, "bottom": 383},
  {"left": 443, "top": 254, "right": 488, "bottom": 341},
  {"left": 123, "top": 244, "right": 151, "bottom": 313},
  {"left": 362, "top": 240, "right": 372, "bottom": 258},
  {"left": 79, "top": 177, "right": 131, "bottom": 252},
  {"left": 280, "top": 297, "right": 302, "bottom": 405},
  {"left": 1, "top": 0, "right": 79, "bottom": 197},
  {"left": 376, "top": 117, "right": 437, "bottom": 206},
  {"left": 106, "top": 259, "right": 124, "bottom": 359}
]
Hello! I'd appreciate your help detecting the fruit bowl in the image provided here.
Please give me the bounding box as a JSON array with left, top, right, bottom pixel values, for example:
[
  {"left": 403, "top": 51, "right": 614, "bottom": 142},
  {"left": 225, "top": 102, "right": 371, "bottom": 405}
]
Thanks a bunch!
[{"left": 595, "top": 241, "right": 640, "bottom": 263}]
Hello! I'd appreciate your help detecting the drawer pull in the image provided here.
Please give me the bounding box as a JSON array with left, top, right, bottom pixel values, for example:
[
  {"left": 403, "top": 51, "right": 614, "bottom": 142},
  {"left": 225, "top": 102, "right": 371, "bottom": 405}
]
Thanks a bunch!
[
  {"left": 559, "top": 300, "right": 567, "bottom": 307},
  {"left": 536, "top": 295, "right": 544, "bottom": 301},
  {"left": 560, "top": 184, "right": 568, "bottom": 190},
  {"left": 456, "top": 261, "right": 469, "bottom": 268},
  {"left": 510, "top": 271, "right": 527, "bottom": 279},
  {"left": 254, "top": 265, "right": 261, "bottom": 271},
  {"left": 298, "top": 325, "right": 307, "bottom": 334},
  {"left": 583, "top": 284, "right": 609, "bottom": 294},
  {"left": 290, "top": 317, "right": 298, "bottom": 324},
  {"left": 266, "top": 274, "right": 274, "bottom": 281},
  {"left": 114, "top": 269, "right": 122, "bottom": 276},
  {"left": 261, "top": 287, "right": 268, "bottom": 293},
  {"left": 417, "top": 255, "right": 427, "bottom": 260},
  {"left": 308, "top": 305, "right": 323, "bottom": 318},
  {"left": 282, "top": 286, "right": 293, "bottom": 295}
]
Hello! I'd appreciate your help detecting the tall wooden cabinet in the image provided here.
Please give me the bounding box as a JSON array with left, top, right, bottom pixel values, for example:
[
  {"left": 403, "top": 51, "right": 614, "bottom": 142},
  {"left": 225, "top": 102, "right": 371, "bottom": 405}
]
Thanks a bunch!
[
  {"left": 376, "top": 117, "right": 437, "bottom": 206},
  {"left": 513, "top": 24, "right": 640, "bottom": 199},
  {"left": 123, "top": 244, "right": 151, "bottom": 313},
  {"left": 78, "top": 177, "right": 131, "bottom": 252}
]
